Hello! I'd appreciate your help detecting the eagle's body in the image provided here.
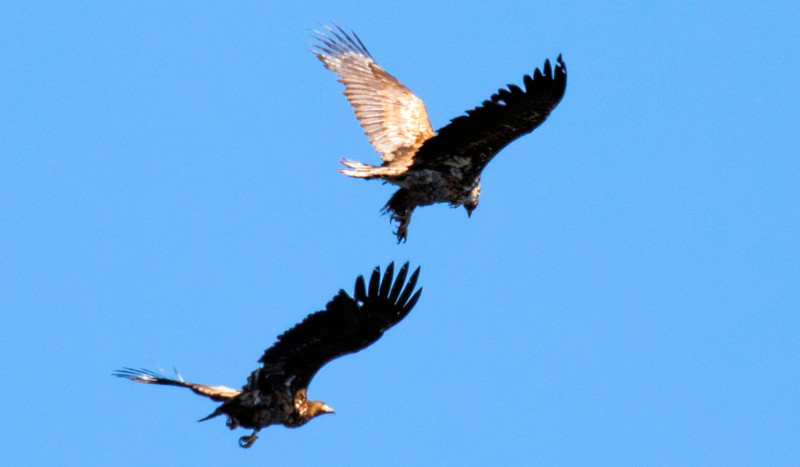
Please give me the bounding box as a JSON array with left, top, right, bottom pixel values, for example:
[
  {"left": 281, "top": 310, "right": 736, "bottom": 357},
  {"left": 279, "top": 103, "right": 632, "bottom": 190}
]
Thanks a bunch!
[
  {"left": 115, "top": 263, "right": 422, "bottom": 448},
  {"left": 385, "top": 168, "right": 481, "bottom": 223},
  {"left": 312, "top": 25, "right": 567, "bottom": 242}
]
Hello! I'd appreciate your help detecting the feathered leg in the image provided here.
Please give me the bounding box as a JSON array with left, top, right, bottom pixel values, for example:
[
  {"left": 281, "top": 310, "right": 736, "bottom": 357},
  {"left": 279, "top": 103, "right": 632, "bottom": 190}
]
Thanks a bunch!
[{"left": 382, "top": 188, "right": 414, "bottom": 243}]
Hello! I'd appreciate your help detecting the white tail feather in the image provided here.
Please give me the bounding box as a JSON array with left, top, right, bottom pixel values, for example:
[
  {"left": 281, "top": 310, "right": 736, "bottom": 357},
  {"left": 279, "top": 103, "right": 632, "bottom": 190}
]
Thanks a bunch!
[{"left": 339, "top": 158, "right": 383, "bottom": 178}]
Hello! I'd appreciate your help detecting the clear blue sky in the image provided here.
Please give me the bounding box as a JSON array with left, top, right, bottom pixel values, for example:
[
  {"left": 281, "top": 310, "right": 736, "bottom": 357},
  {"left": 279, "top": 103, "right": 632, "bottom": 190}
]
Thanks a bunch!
[{"left": 2, "top": 1, "right": 798, "bottom": 465}]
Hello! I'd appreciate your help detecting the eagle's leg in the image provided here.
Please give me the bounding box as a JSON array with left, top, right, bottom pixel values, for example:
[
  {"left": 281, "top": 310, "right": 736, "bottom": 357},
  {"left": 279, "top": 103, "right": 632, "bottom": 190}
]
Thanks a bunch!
[
  {"left": 382, "top": 189, "right": 413, "bottom": 243},
  {"left": 238, "top": 428, "right": 260, "bottom": 448},
  {"left": 394, "top": 215, "right": 411, "bottom": 244}
]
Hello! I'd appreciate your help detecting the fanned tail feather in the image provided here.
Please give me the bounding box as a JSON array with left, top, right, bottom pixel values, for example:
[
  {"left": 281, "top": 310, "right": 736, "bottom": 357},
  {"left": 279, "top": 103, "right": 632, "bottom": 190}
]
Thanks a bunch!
[
  {"left": 113, "top": 367, "right": 240, "bottom": 402},
  {"left": 338, "top": 158, "right": 385, "bottom": 178}
]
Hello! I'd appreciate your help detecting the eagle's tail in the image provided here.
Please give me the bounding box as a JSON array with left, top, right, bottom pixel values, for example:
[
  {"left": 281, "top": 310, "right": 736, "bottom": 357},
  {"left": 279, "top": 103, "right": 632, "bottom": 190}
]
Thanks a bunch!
[
  {"left": 113, "top": 367, "right": 241, "bottom": 402},
  {"left": 338, "top": 158, "right": 391, "bottom": 179}
]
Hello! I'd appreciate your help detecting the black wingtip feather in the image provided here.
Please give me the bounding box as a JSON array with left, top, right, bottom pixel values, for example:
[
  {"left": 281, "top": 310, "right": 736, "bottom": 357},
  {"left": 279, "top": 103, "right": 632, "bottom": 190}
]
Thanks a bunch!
[
  {"left": 311, "top": 23, "right": 372, "bottom": 59},
  {"left": 397, "top": 266, "right": 421, "bottom": 306},
  {"left": 351, "top": 30, "right": 371, "bottom": 57},
  {"left": 404, "top": 288, "right": 423, "bottom": 314},
  {"left": 389, "top": 262, "right": 409, "bottom": 302},
  {"left": 354, "top": 274, "right": 367, "bottom": 302},
  {"left": 380, "top": 262, "right": 395, "bottom": 298},
  {"left": 360, "top": 262, "right": 421, "bottom": 312},
  {"left": 360, "top": 262, "right": 422, "bottom": 309},
  {"left": 555, "top": 55, "right": 567, "bottom": 79},
  {"left": 368, "top": 266, "right": 381, "bottom": 298},
  {"left": 523, "top": 74, "right": 535, "bottom": 90}
]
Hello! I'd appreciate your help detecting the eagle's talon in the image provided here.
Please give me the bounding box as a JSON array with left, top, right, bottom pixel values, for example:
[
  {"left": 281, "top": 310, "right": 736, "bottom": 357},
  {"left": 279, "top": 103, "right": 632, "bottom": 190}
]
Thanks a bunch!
[
  {"left": 395, "top": 225, "right": 408, "bottom": 243},
  {"left": 239, "top": 432, "right": 258, "bottom": 448}
]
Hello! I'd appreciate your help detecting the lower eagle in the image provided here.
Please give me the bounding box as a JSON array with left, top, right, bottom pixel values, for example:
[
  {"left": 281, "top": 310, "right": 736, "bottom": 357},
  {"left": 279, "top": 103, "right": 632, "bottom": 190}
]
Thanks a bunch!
[
  {"left": 312, "top": 24, "right": 567, "bottom": 242},
  {"left": 114, "top": 263, "right": 422, "bottom": 448}
]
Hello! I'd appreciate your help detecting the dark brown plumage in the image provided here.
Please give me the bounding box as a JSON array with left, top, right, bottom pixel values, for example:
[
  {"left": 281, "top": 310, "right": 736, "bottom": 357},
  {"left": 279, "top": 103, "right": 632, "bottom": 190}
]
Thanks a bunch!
[
  {"left": 114, "top": 262, "right": 422, "bottom": 448},
  {"left": 312, "top": 24, "right": 567, "bottom": 242}
]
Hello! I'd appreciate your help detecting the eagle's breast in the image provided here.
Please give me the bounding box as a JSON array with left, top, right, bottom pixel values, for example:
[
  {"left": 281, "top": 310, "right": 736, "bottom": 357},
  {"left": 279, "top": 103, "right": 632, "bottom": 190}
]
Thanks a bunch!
[{"left": 394, "top": 168, "right": 478, "bottom": 208}]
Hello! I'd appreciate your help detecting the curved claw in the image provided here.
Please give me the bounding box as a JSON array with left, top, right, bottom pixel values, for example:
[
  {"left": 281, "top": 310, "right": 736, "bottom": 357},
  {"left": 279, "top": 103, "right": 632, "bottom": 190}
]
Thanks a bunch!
[
  {"left": 395, "top": 224, "right": 408, "bottom": 243},
  {"left": 238, "top": 432, "right": 258, "bottom": 448},
  {"left": 392, "top": 217, "right": 408, "bottom": 243}
]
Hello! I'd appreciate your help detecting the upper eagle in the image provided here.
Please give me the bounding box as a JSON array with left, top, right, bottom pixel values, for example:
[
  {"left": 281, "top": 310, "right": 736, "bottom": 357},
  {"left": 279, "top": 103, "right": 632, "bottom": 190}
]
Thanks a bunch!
[
  {"left": 114, "top": 262, "right": 421, "bottom": 448},
  {"left": 312, "top": 24, "right": 567, "bottom": 242}
]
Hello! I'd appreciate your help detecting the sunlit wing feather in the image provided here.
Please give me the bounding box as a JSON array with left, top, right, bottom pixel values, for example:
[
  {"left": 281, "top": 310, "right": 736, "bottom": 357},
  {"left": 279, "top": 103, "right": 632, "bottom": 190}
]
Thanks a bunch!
[
  {"left": 412, "top": 55, "right": 567, "bottom": 178},
  {"left": 245, "top": 262, "right": 422, "bottom": 394},
  {"left": 311, "top": 25, "right": 435, "bottom": 167}
]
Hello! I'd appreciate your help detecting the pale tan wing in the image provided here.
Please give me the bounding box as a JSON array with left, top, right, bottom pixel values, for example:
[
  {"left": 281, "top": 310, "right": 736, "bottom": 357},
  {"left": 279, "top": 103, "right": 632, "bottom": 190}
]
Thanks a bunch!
[{"left": 311, "top": 25, "right": 435, "bottom": 165}]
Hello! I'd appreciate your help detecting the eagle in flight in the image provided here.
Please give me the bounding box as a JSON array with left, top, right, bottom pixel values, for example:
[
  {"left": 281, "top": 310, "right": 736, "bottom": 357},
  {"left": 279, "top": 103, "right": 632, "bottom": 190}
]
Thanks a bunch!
[
  {"left": 312, "top": 24, "right": 567, "bottom": 242},
  {"left": 114, "top": 262, "right": 422, "bottom": 448}
]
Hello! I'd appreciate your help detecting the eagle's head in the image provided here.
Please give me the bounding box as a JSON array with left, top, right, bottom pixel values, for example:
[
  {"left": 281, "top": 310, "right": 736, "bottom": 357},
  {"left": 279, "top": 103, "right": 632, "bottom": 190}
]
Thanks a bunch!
[
  {"left": 306, "top": 400, "right": 336, "bottom": 419},
  {"left": 289, "top": 399, "right": 335, "bottom": 428},
  {"left": 464, "top": 183, "right": 481, "bottom": 217},
  {"left": 292, "top": 388, "right": 335, "bottom": 426}
]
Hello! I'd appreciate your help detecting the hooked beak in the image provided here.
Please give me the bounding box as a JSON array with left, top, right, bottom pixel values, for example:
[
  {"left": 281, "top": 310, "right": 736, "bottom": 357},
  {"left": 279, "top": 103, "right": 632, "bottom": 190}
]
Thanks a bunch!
[
  {"left": 466, "top": 206, "right": 475, "bottom": 218},
  {"left": 320, "top": 403, "right": 335, "bottom": 414}
]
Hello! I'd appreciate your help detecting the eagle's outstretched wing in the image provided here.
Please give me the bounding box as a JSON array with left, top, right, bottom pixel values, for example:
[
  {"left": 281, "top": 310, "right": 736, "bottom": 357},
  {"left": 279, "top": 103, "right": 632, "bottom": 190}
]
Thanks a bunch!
[
  {"left": 246, "top": 262, "right": 421, "bottom": 394},
  {"left": 412, "top": 55, "right": 567, "bottom": 178},
  {"left": 113, "top": 368, "right": 241, "bottom": 402},
  {"left": 311, "top": 25, "right": 435, "bottom": 168}
]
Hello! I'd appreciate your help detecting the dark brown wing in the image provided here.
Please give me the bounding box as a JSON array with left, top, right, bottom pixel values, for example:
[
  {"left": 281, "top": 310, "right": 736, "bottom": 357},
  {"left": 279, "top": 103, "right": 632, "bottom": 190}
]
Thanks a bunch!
[
  {"left": 244, "top": 262, "right": 422, "bottom": 394},
  {"left": 113, "top": 368, "right": 241, "bottom": 402},
  {"left": 411, "top": 55, "right": 567, "bottom": 178},
  {"left": 311, "top": 25, "right": 435, "bottom": 167}
]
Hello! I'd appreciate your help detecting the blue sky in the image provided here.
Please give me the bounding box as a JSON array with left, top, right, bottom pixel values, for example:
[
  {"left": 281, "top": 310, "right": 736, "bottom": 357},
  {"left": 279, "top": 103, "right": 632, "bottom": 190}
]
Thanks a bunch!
[{"left": 2, "top": 1, "right": 798, "bottom": 465}]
